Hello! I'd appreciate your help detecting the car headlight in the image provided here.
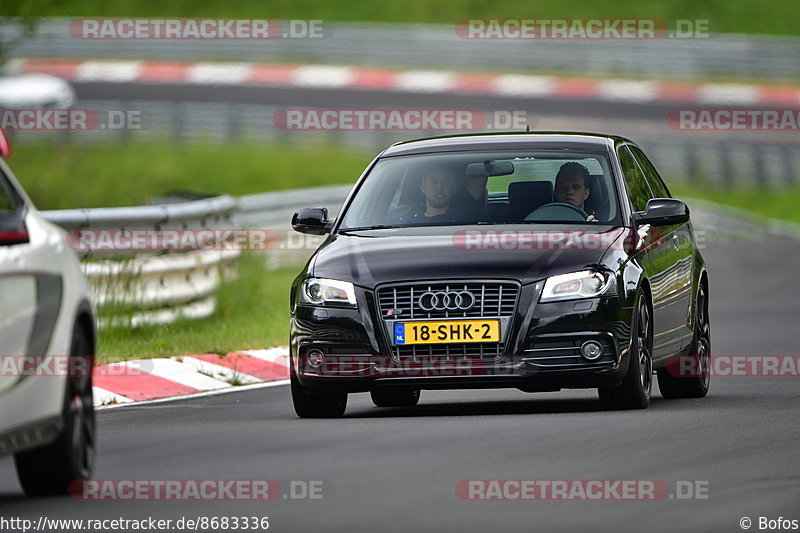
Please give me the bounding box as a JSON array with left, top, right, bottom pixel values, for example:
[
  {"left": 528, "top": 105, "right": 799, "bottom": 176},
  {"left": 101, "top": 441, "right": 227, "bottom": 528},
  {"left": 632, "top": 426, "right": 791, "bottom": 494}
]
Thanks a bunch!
[
  {"left": 299, "top": 278, "right": 357, "bottom": 307},
  {"left": 540, "top": 270, "right": 615, "bottom": 302}
]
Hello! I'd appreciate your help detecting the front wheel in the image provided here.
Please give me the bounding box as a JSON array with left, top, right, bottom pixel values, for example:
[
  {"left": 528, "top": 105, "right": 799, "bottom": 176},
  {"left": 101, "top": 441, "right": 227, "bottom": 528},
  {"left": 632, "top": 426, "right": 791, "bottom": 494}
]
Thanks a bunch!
[
  {"left": 291, "top": 376, "right": 347, "bottom": 418},
  {"left": 657, "top": 283, "right": 710, "bottom": 399},
  {"left": 15, "top": 322, "right": 96, "bottom": 496},
  {"left": 598, "top": 292, "right": 653, "bottom": 410}
]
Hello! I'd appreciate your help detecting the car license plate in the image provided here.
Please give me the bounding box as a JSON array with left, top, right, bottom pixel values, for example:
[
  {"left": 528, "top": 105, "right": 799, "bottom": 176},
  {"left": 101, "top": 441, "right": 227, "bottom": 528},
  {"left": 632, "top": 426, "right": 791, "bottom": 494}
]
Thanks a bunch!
[{"left": 394, "top": 320, "right": 500, "bottom": 345}]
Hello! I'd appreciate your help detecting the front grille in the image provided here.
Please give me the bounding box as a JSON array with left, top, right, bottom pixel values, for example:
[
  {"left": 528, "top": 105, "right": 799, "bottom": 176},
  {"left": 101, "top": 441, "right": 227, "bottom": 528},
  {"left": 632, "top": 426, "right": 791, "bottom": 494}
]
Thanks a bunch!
[
  {"left": 377, "top": 281, "right": 519, "bottom": 363},
  {"left": 377, "top": 282, "right": 518, "bottom": 319}
]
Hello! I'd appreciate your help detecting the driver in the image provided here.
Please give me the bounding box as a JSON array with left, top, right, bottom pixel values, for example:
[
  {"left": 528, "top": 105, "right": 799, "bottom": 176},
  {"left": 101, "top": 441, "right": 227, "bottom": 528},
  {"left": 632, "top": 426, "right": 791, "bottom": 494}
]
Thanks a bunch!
[{"left": 553, "top": 162, "right": 597, "bottom": 221}]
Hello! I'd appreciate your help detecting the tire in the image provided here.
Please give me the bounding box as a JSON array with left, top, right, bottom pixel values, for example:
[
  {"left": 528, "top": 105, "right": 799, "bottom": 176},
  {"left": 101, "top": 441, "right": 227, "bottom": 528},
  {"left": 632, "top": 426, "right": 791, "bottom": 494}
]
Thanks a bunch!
[
  {"left": 291, "top": 376, "right": 347, "bottom": 418},
  {"left": 657, "top": 282, "right": 710, "bottom": 399},
  {"left": 598, "top": 292, "right": 653, "bottom": 410},
  {"left": 15, "top": 322, "right": 96, "bottom": 496},
  {"left": 370, "top": 388, "right": 421, "bottom": 407}
]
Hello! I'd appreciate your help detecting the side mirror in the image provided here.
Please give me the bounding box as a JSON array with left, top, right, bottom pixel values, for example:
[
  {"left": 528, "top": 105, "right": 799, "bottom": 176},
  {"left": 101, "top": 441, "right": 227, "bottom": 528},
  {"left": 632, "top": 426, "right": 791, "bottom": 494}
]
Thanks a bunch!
[
  {"left": 291, "top": 207, "right": 331, "bottom": 235},
  {"left": 634, "top": 198, "right": 690, "bottom": 227}
]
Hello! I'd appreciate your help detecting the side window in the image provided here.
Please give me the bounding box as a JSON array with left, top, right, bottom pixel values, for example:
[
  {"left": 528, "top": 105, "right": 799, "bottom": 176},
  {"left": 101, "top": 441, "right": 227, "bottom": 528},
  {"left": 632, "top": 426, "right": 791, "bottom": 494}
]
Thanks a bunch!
[
  {"left": 617, "top": 146, "right": 653, "bottom": 212},
  {"left": 629, "top": 146, "right": 670, "bottom": 199}
]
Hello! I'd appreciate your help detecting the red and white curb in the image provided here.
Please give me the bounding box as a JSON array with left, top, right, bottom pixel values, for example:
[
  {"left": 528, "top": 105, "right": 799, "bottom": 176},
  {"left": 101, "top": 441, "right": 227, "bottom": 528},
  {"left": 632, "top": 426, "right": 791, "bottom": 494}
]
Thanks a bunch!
[
  {"left": 7, "top": 58, "right": 800, "bottom": 106},
  {"left": 92, "top": 347, "right": 290, "bottom": 407}
]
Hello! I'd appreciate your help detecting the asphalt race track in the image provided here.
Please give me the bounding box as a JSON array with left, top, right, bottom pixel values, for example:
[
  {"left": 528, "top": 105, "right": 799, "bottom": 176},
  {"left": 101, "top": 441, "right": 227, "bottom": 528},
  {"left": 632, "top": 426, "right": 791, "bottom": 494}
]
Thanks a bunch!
[
  {"left": 74, "top": 80, "right": 690, "bottom": 119},
  {"left": 71, "top": 80, "right": 799, "bottom": 148},
  {"left": 1, "top": 223, "right": 798, "bottom": 532}
]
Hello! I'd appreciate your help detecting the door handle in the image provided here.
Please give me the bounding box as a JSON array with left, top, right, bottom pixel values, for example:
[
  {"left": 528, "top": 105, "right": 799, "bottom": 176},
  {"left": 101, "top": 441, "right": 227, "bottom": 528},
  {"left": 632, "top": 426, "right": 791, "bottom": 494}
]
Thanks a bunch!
[{"left": 672, "top": 235, "right": 680, "bottom": 251}]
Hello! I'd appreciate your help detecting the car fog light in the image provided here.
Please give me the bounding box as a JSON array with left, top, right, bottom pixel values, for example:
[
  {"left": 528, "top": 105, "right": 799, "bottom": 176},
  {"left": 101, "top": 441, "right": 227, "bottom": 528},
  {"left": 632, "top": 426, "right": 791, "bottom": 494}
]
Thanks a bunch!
[
  {"left": 580, "top": 341, "right": 603, "bottom": 361},
  {"left": 306, "top": 349, "right": 325, "bottom": 368}
]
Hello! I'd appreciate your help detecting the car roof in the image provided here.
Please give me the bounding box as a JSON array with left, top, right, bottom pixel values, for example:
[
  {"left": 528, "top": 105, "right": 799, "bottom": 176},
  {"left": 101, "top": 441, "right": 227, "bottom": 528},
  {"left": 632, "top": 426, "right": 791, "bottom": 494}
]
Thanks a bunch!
[{"left": 381, "top": 131, "right": 634, "bottom": 157}]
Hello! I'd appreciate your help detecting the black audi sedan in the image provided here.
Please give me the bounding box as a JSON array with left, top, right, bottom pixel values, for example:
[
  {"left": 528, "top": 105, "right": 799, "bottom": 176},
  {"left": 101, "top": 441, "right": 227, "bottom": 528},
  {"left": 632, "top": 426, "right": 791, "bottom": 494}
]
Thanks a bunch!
[{"left": 289, "top": 132, "right": 710, "bottom": 417}]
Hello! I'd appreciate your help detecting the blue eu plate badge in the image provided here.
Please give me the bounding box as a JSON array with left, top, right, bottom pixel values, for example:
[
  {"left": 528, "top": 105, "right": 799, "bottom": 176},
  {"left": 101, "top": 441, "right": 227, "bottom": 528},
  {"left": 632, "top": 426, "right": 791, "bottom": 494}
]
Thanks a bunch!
[{"left": 394, "top": 323, "right": 406, "bottom": 345}]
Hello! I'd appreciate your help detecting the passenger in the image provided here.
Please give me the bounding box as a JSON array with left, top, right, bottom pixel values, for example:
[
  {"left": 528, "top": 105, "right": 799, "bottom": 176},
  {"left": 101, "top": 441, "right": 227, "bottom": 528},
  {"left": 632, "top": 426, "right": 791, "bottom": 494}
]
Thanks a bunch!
[
  {"left": 400, "top": 164, "right": 489, "bottom": 224},
  {"left": 453, "top": 174, "right": 490, "bottom": 221}
]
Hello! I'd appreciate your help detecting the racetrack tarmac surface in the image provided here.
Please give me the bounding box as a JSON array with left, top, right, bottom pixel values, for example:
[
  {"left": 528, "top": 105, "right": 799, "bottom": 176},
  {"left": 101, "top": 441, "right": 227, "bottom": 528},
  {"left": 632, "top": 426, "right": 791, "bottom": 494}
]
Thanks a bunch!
[
  {"left": 1, "top": 227, "right": 799, "bottom": 532},
  {"left": 73, "top": 81, "right": 798, "bottom": 147}
]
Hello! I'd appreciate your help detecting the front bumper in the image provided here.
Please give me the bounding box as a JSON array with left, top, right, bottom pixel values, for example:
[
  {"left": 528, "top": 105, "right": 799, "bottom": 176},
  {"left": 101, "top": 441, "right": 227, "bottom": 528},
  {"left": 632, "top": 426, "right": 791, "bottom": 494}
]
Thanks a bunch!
[{"left": 290, "top": 281, "right": 633, "bottom": 393}]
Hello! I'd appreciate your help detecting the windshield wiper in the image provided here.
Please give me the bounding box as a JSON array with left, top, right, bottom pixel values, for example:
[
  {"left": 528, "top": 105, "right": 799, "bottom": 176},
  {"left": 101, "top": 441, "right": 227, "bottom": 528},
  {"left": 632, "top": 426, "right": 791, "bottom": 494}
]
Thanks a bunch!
[{"left": 338, "top": 224, "right": 403, "bottom": 232}]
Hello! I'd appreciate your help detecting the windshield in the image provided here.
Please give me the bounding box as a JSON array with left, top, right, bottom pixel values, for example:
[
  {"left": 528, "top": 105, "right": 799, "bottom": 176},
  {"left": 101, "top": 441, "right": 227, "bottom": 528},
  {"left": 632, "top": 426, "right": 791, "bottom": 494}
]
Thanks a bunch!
[{"left": 339, "top": 150, "right": 621, "bottom": 231}]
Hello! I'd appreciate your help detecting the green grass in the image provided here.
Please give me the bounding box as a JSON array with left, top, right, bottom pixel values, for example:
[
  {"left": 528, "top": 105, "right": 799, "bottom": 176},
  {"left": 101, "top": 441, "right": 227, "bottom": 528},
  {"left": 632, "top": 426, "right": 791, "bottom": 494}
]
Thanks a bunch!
[
  {"left": 5, "top": 0, "right": 800, "bottom": 37},
  {"left": 8, "top": 140, "right": 369, "bottom": 209},
  {"left": 671, "top": 183, "right": 800, "bottom": 225},
  {"left": 98, "top": 253, "right": 299, "bottom": 364}
]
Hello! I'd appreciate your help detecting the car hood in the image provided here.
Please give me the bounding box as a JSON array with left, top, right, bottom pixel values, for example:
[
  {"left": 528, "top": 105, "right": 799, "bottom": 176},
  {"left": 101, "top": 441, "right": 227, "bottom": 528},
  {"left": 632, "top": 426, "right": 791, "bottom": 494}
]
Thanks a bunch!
[{"left": 311, "top": 225, "right": 629, "bottom": 287}]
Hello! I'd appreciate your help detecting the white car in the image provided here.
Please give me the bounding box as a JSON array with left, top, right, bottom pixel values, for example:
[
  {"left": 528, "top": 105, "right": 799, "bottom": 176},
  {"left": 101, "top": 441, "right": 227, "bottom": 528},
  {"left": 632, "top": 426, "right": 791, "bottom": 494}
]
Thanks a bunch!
[
  {"left": 0, "top": 73, "right": 76, "bottom": 110},
  {"left": 0, "top": 128, "right": 96, "bottom": 496}
]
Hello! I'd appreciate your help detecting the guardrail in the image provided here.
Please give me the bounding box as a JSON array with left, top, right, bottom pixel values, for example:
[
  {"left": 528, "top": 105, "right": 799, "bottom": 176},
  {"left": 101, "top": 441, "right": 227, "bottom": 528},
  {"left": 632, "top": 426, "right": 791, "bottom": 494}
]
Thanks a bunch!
[
  {"left": 41, "top": 195, "right": 240, "bottom": 328},
  {"left": 237, "top": 185, "right": 352, "bottom": 270},
  {"left": 38, "top": 186, "right": 355, "bottom": 329},
  {"left": 237, "top": 185, "right": 352, "bottom": 227},
  {"left": 42, "top": 194, "right": 238, "bottom": 246},
  {"left": 3, "top": 19, "right": 800, "bottom": 80}
]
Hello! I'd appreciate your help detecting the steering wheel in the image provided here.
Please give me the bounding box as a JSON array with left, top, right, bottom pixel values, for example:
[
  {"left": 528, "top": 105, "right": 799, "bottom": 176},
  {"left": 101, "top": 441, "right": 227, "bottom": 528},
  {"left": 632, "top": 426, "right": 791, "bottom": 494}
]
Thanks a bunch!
[{"left": 524, "top": 202, "right": 589, "bottom": 222}]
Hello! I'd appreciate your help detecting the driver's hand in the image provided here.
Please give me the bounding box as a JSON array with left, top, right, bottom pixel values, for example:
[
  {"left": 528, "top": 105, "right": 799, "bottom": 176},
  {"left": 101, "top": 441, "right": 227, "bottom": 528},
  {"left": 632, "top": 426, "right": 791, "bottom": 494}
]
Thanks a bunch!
[{"left": 586, "top": 214, "right": 597, "bottom": 222}]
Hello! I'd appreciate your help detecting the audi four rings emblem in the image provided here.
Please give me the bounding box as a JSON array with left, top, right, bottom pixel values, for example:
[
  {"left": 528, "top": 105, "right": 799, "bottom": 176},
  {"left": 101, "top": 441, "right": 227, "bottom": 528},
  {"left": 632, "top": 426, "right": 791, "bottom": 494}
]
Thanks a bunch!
[{"left": 418, "top": 290, "right": 476, "bottom": 311}]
